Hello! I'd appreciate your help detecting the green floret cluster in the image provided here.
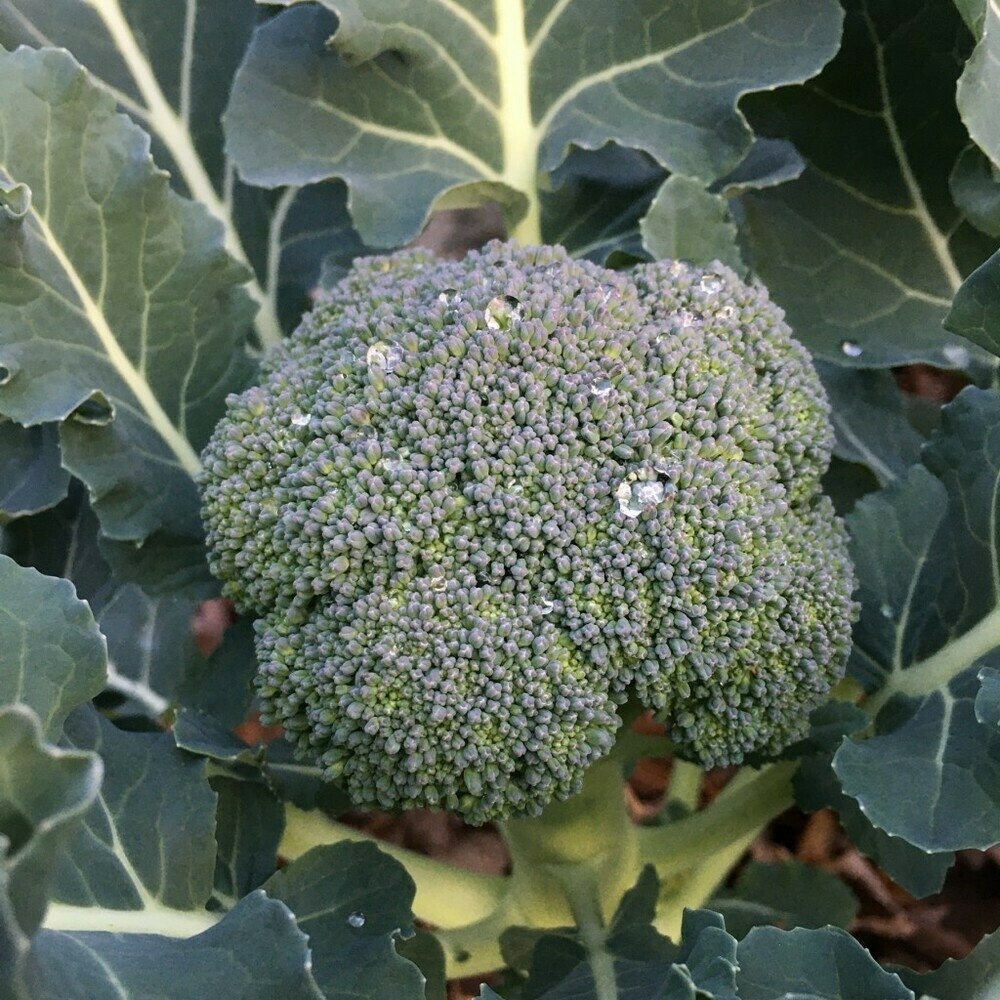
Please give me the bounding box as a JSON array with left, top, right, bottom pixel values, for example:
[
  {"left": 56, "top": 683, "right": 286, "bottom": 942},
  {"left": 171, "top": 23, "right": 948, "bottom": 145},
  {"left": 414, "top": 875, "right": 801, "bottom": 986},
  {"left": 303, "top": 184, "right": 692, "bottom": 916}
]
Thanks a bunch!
[{"left": 200, "top": 241, "right": 856, "bottom": 825}]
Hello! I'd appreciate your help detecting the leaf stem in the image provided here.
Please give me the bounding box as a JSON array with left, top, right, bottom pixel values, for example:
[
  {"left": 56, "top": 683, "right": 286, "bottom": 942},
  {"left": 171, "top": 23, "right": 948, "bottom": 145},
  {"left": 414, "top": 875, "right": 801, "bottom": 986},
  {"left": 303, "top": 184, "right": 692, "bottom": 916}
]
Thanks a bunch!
[
  {"left": 638, "top": 762, "right": 795, "bottom": 879},
  {"left": 279, "top": 804, "right": 508, "bottom": 928},
  {"left": 865, "top": 605, "right": 1000, "bottom": 718},
  {"left": 495, "top": 0, "right": 543, "bottom": 244}
]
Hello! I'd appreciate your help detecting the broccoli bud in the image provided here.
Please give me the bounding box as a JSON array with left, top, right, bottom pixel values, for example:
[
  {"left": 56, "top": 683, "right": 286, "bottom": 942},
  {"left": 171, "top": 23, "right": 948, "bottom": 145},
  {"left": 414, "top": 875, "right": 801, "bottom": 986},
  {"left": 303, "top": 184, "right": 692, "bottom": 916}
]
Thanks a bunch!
[{"left": 200, "top": 241, "right": 856, "bottom": 823}]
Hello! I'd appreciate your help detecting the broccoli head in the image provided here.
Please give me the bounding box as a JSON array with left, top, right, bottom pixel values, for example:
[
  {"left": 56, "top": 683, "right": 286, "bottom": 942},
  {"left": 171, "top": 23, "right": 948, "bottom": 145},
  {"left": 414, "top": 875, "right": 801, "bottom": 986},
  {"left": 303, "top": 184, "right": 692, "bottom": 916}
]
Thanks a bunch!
[{"left": 200, "top": 241, "right": 856, "bottom": 824}]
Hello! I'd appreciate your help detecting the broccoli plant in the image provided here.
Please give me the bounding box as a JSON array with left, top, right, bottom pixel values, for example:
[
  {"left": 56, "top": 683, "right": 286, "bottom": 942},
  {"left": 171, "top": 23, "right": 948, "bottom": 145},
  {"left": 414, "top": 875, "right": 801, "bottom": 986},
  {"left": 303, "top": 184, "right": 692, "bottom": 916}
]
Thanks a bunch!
[{"left": 0, "top": 2, "right": 998, "bottom": 1000}]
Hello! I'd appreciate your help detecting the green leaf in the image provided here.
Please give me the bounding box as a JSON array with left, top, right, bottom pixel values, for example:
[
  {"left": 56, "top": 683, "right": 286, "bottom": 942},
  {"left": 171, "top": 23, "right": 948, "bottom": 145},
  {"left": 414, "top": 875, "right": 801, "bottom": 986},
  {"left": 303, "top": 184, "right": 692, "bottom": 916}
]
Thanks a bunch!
[
  {"left": 3, "top": 489, "right": 230, "bottom": 724},
  {"left": 25, "top": 891, "right": 324, "bottom": 1000},
  {"left": 897, "top": 928, "right": 1000, "bottom": 1000},
  {"left": 51, "top": 706, "right": 217, "bottom": 917},
  {"left": 640, "top": 176, "right": 741, "bottom": 270},
  {"left": 263, "top": 841, "right": 426, "bottom": 1000},
  {"left": 0, "top": 45, "right": 253, "bottom": 542},
  {"left": 839, "top": 387, "right": 1000, "bottom": 851},
  {"left": 225, "top": 0, "right": 843, "bottom": 247},
  {"left": 0, "top": 706, "right": 101, "bottom": 941},
  {"left": 210, "top": 776, "right": 283, "bottom": 910},
  {"left": 735, "top": 926, "right": 912, "bottom": 999},
  {"left": 0, "top": 555, "right": 106, "bottom": 739},
  {"left": 946, "top": 245, "right": 1000, "bottom": 357},
  {"left": 956, "top": 0, "right": 1000, "bottom": 171},
  {"left": 741, "top": 0, "right": 998, "bottom": 367},
  {"left": 713, "top": 138, "right": 805, "bottom": 198},
  {"left": 395, "top": 929, "right": 448, "bottom": 1000},
  {"left": 709, "top": 860, "right": 858, "bottom": 941},
  {"left": 0, "top": 423, "right": 69, "bottom": 522},
  {"left": 816, "top": 363, "right": 923, "bottom": 486},
  {"left": 951, "top": 144, "right": 1000, "bottom": 238},
  {"left": 795, "top": 754, "right": 954, "bottom": 898},
  {"left": 0, "top": 0, "right": 337, "bottom": 346}
]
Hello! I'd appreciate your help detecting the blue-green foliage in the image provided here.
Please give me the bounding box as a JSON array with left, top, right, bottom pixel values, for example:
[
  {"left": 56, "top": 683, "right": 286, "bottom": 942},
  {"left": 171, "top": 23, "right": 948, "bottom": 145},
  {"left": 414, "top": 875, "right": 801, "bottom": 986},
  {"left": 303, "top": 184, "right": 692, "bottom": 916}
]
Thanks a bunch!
[{"left": 200, "top": 242, "right": 856, "bottom": 823}]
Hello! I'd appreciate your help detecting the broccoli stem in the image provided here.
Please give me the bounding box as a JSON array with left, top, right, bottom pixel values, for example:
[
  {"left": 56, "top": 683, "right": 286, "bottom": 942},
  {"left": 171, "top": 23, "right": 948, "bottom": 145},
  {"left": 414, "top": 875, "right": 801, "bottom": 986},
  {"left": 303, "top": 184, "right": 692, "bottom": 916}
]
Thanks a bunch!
[
  {"left": 637, "top": 761, "right": 795, "bottom": 881},
  {"left": 664, "top": 759, "right": 703, "bottom": 814},
  {"left": 279, "top": 804, "right": 508, "bottom": 928}
]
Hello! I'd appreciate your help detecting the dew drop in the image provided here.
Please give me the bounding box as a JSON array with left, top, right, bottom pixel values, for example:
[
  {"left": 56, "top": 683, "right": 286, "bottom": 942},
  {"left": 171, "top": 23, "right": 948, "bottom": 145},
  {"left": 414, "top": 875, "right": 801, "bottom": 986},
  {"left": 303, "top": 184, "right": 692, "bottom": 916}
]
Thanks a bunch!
[
  {"left": 347, "top": 911, "right": 366, "bottom": 929},
  {"left": 0, "top": 362, "right": 16, "bottom": 386},
  {"left": 484, "top": 295, "right": 522, "bottom": 330},
  {"left": 674, "top": 309, "right": 698, "bottom": 331},
  {"left": 840, "top": 340, "right": 863, "bottom": 358},
  {"left": 699, "top": 275, "right": 723, "bottom": 295},
  {"left": 381, "top": 448, "right": 404, "bottom": 474},
  {"left": 717, "top": 305, "right": 738, "bottom": 322},
  {"left": 879, "top": 602, "right": 893, "bottom": 619},
  {"left": 290, "top": 410, "right": 310, "bottom": 427},
  {"left": 438, "top": 287, "right": 459, "bottom": 306},
  {"left": 589, "top": 376, "right": 613, "bottom": 397},
  {"left": 941, "top": 344, "right": 969, "bottom": 369},
  {"left": 429, "top": 568, "right": 447, "bottom": 592},
  {"left": 539, "top": 599, "right": 554, "bottom": 616},
  {"left": 366, "top": 341, "right": 402, "bottom": 371},
  {"left": 633, "top": 481, "right": 665, "bottom": 507}
]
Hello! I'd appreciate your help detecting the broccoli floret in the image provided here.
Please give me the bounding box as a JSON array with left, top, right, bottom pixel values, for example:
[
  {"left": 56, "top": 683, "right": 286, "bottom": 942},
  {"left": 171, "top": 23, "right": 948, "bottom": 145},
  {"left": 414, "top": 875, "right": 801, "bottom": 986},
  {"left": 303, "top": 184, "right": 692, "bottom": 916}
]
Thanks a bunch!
[{"left": 200, "top": 241, "right": 856, "bottom": 824}]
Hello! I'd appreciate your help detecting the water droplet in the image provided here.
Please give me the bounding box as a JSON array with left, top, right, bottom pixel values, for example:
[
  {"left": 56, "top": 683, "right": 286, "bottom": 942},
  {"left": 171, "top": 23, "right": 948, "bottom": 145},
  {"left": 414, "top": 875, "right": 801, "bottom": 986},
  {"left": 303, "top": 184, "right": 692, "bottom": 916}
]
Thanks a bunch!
[
  {"left": 840, "top": 340, "right": 863, "bottom": 358},
  {"left": 699, "top": 275, "right": 723, "bottom": 295},
  {"left": 381, "top": 448, "right": 404, "bottom": 474},
  {"left": 484, "top": 295, "right": 522, "bottom": 330},
  {"left": 347, "top": 911, "right": 366, "bottom": 928},
  {"left": 366, "top": 341, "right": 402, "bottom": 371},
  {"left": 0, "top": 362, "right": 16, "bottom": 386},
  {"left": 717, "top": 305, "right": 738, "bottom": 322},
  {"left": 941, "top": 344, "right": 969, "bottom": 369},
  {"left": 429, "top": 568, "right": 447, "bottom": 592},
  {"left": 290, "top": 410, "right": 310, "bottom": 427},
  {"left": 438, "top": 287, "right": 459, "bottom": 306},
  {"left": 879, "top": 602, "right": 893, "bottom": 619},
  {"left": 633, "top": 481, "right": 665, "bottom": 507},
  {"left": 590, "top": 377, "right": 613, "bottom": 397},
  {"left": 674, "top": 309, "right": 698, "bottom": 331},
  {"left": 539, "top": 599, "right": 554, "bottom": 616}
]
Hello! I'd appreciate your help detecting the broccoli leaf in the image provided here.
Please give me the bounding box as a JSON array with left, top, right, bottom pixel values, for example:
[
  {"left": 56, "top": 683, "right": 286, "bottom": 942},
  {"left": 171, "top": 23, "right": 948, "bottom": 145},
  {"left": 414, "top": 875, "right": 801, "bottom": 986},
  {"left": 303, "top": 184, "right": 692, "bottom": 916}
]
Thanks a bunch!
[
  {"left": 815, "top": 363, "right": 923, "bottom": 487},
  {"left": 263, "top": 841, "right": 426, "bottom": 1000},
  {"left": 24, "top": 892, "right": 324, "bottom": 1000},
  {"left": 947, "top": 243, "right": 1000, "bottom": 356},
  {"left": 709, "top": 860, "right": 858, "bottom": 941},
  {"left": 956, "top": 0, "right": 1000, "bottom": 172},
  {"left": 0, "top": 46, "right": 254, "bottom": 543},
  {"left": 3, "top": 490, "right": 248, "bottom": 726},
  {"left": 0, "top": 422, "right": 69, "bottom": 522},
  {"left": 741, "top": 0, "right": 999, "bottom": 367},
  {"left": 0, "top": 0, "right": 358, "bottom": 344},
  {"left": 794, "top": 754, "right": 954, "bottom": 897},
  {"left": 896, "top": 928, "right": 1000, "bottom": 1000},
  {"left": 838, "top": 387, "right": 1000, "bottom": 851},
  {"left": 0, "top": 706, "right": 101, "bottom": 952},
  {"left": 224, "top": 0, "right": 842, "bottom": 247},
  {"left": 735, "top": 926, "right": 912, "bottom": 999},
  {"left": 950, "top": 144, "right": 1000, "bottom": 238},
  {"left": 210, "top": 776, "right": 284, "bottom": 911},
  {"left": 0, "top": 555, "right": 106, "bottom": 740},
  {"left": 52, "top": 706, "right": 218, "bottom": 915},
  {"left": 640, "top": 176, "right": 741, "bottom": 271}
]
